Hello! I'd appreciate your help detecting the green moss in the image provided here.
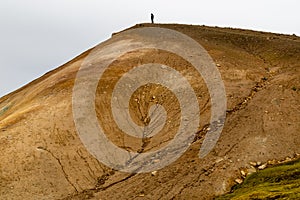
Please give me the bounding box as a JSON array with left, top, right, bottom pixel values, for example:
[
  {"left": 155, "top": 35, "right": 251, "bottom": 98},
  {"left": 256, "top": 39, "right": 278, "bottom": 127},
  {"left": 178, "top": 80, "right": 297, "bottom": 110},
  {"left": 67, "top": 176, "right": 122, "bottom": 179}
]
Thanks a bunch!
[{"left": 215, "top": 158, "right": 300, "bottom": 200}]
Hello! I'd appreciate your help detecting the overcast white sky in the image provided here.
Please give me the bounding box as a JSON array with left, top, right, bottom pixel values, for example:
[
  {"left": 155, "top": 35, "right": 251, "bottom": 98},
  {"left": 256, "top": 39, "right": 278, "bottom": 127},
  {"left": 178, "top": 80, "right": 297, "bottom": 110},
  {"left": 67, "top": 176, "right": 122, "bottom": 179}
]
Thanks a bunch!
[{"left": 0, "top": 0, "right": 299, "bottom": 98}]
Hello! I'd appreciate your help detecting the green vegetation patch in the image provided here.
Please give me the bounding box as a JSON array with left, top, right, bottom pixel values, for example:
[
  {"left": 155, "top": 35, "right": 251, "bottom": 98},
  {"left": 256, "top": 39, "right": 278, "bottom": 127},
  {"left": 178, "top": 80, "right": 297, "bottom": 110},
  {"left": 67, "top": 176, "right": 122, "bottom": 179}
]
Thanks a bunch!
[
  {"left": 0, "top": 105, "right": 11, "bottom": 117},
  {"left": 215, "top": 158, "right": 300, "bottom": 200}
]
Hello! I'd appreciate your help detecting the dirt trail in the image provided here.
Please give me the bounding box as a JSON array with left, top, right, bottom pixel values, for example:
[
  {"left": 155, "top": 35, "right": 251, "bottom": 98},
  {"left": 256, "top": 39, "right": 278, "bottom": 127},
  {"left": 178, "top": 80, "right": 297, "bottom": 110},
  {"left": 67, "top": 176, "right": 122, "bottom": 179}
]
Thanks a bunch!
[{"left": 0, "top": 23, "right": 299, "bottom": 200}]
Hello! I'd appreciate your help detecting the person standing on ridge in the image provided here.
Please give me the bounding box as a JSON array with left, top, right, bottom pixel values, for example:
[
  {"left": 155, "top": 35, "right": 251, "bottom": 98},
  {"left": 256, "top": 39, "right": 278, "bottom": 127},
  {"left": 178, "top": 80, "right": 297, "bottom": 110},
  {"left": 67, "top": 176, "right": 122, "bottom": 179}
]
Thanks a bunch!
[{"left": 151, "top": 13, "right": 154, "bottom": 23}]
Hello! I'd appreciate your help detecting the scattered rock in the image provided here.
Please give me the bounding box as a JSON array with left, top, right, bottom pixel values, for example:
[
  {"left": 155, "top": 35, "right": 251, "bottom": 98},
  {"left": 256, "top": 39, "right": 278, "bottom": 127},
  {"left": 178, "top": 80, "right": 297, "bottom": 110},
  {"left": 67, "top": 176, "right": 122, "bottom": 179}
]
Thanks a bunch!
[
  {"left": 240, "top": 169, "right": 246, "bottom": 177},
  {"left": 240, "top": 166, "right": 257, "bottom": 177},
  {"left": 258, "top": 163, "right": 267, "bottom": 170},
  {"left": 235, "top": 178, "right": 243, "bottom": 184},
  {"left": 36, "top": 146, "right": 46, "bottom": 151},
  {"left": 268, "top": 160, "right": 277, "bottom": 165},
  {"left": 256, "top": 161, "right": 262, "bottom": 166},
  {"left": 285, "top": 157, "right": 292, "bottom": 162},
  {"left": 215, "top": 158, "right": 224, "bottom": 163},
  {"left": 151, "top": 171, "right": 157, "bottom": 176},
  {"left": 247, "top": 166, "right": 256, "bottom": 175}
]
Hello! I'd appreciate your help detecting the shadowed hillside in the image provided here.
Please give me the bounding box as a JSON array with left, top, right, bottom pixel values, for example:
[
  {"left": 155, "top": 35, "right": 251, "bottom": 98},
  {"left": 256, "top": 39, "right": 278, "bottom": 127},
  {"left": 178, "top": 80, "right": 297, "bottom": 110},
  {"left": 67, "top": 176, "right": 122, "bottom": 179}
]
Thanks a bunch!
[{"left": 0, "top": 23, "right": 299, "bottom": 200}]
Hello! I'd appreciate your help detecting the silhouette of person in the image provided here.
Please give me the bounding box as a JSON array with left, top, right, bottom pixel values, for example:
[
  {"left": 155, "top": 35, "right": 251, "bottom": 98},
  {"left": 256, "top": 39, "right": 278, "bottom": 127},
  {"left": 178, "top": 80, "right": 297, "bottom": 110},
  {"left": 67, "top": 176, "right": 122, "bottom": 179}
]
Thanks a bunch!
[{"left": 151, "top": 13, "right": 154, "bottom": 24}]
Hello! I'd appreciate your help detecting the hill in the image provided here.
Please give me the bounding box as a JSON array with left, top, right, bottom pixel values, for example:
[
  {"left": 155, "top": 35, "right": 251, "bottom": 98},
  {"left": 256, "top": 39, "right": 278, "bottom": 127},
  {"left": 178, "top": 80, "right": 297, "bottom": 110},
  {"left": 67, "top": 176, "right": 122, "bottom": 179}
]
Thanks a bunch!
[{"left": 0, "top": 23, "right": 299, "bottom": 199}]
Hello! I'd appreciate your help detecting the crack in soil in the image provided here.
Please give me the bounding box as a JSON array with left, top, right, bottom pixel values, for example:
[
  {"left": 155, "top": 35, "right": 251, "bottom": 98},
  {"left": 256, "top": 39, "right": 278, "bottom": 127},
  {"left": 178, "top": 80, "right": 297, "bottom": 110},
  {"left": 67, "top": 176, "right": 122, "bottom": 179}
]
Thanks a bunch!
[
  {"left": 63, "top": 172, "right": 137, "bottom": 200},
  {"left": 36, "top": 146, "right": 78, "bottom": 193},
  {"left": 96, "top": 173, "right": 136, "bottom": 191}
]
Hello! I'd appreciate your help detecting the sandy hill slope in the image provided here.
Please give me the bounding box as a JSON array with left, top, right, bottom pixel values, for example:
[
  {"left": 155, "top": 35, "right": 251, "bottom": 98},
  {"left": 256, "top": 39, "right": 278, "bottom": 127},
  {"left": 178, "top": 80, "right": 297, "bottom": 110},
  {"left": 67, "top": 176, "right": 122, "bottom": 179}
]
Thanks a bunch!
[{"left": 0, "top": 23, "right": 299, "bottom": 200}]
